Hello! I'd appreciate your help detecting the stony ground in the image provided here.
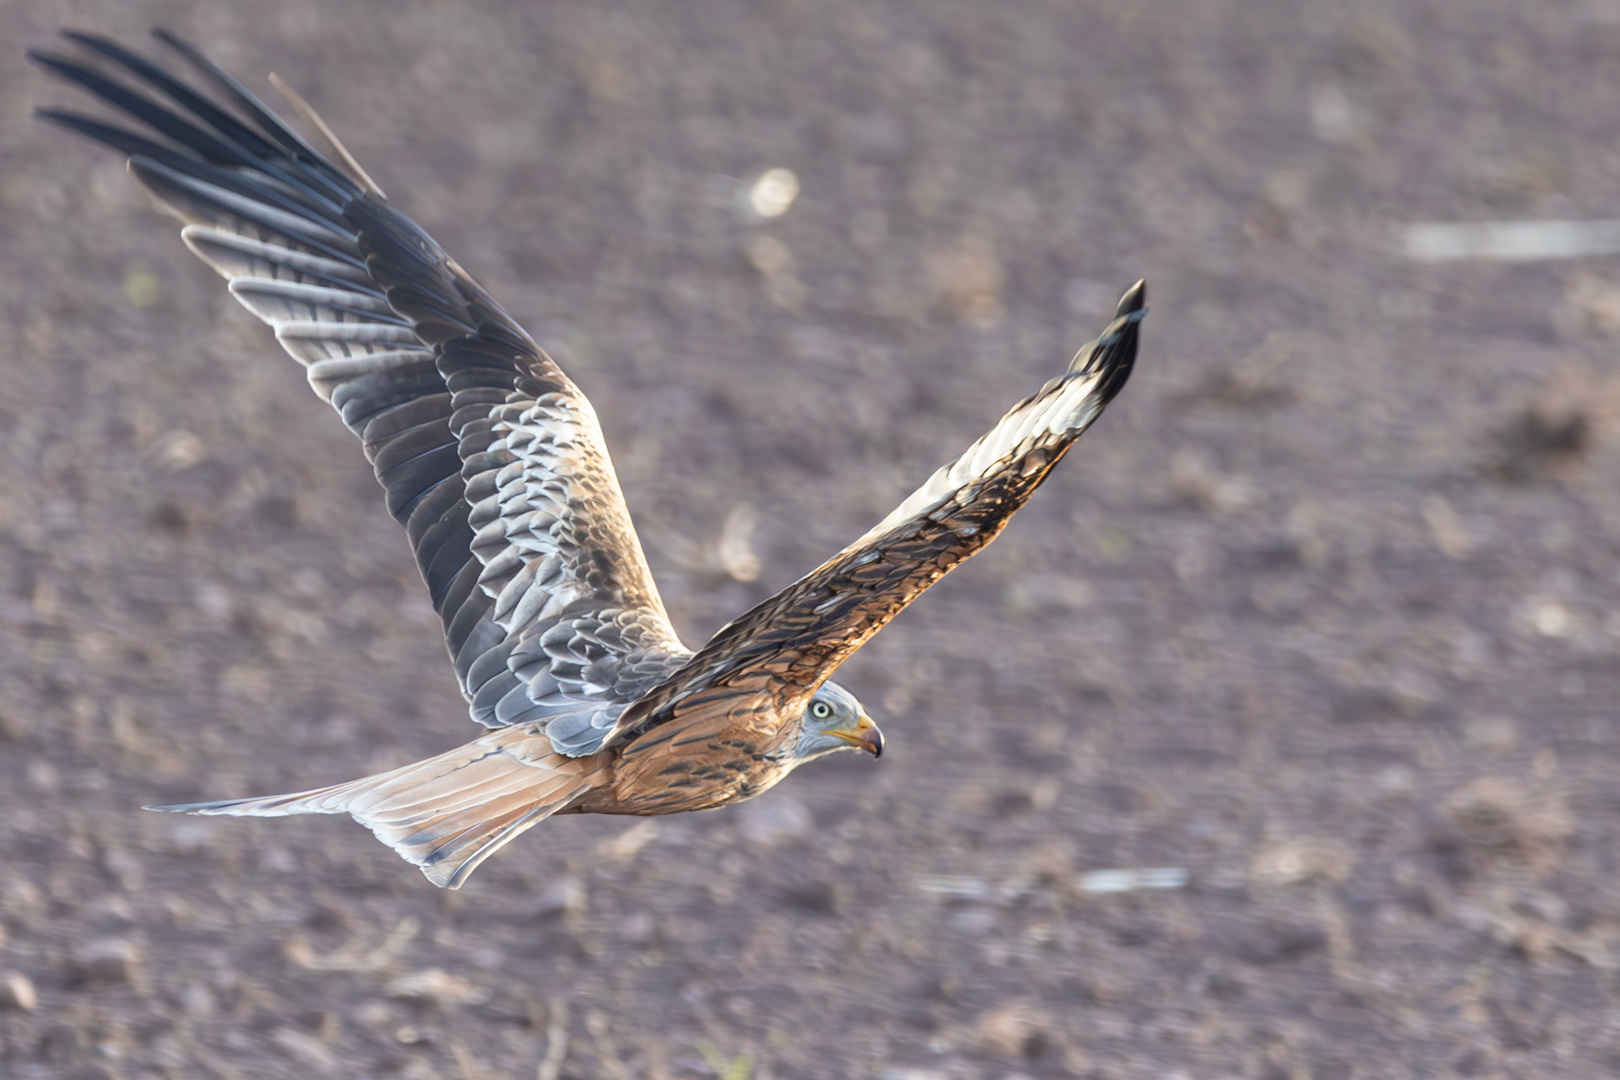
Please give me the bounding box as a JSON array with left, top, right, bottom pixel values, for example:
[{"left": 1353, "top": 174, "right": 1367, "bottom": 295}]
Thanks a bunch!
[{"left": 4, "top": 0, "right": 1620, "bottom": 1077}]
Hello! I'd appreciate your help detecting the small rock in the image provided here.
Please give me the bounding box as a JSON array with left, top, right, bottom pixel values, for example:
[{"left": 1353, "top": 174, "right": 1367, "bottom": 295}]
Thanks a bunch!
[
  {"left": 1445, "top": 777, "right": 1572, "bottom": 859},
  {"left": 618, "top": 911, "right": 656, "bottom": 944},
  {"left": 738, "top": 796, "right": 813, "bottom": 846},
  {"left": 781, "top": 880, "right": 840, "bottom": 915},
  {"left": 976, "top": 1001, "right": 1054, "bottom": 1061},
  {"left": 1223, "top": 922, "right": 1328, "bottom": 965},
  {"left": 352, "top": 1000, "right": 396, "bottom": 1030},
  {"left": 949, "top": 907, "right": 999, "bottom": 935},
  {"left": 0, "top": 971, "right": 38, "bottom": 1011},
  {"left": 60, "top": 1065, "right": 114, "bottom": 1080},
  {"left": 1250, "top": 839, "right": 1355, "bottom": 887},
  {"left": 1171, "top": 448, "right": 1257, "bottom": 514},
  {"left": 1463, "top": 717, "right": 1519, "bottom": 753},
  {"left": 181, "top": 981, "right": 216, "bottom": 1017},
  {"left": 748, "top": 167, "right": 800, "bottom": 218},
  {"left": 39, "top": 1020, "right": 84, "bottom": 1058},
  {"left": 75, "top": 939, "right": 141, "bottom": 987},
  {"left": 1078, "top": 867, "right": 1190, "bottom": 894},
  {"left": 168, "top": 819, "right": 215, "bottom": 856},
  {"left": 272, "top": 1027, "right": 339, "bottom": 1071},
  {"left": 385, "top": 968, "right": 487, "bottom": 1007},
  {"left": 532, "top": 876, "right": 586, "bottom": 917},
  {"left": 599, "top": 821, "right": 659, "bottom": 861}
]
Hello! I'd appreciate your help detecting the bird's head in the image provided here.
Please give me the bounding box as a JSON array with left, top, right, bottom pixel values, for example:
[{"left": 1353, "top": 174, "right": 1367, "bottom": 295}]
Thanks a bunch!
[{"left": 791, "top": 680, "right": 884, "bottom": 762}]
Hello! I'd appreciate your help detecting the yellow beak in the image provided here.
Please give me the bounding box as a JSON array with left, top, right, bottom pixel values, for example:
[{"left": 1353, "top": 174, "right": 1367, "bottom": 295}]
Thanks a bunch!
[{"left": 832, "top": 713, "right": 885, "bottom": 758}]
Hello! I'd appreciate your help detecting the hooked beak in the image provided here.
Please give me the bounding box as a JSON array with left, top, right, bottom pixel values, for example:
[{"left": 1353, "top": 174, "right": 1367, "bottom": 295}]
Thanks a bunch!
[{"left": 832, "top": 713, "right": 885, "bottom": 758}]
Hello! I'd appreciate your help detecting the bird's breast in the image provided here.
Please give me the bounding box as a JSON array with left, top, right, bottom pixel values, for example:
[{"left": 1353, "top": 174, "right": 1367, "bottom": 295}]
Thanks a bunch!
[{"left": 578, "top": 691, "right": 798, "bottom": 816}]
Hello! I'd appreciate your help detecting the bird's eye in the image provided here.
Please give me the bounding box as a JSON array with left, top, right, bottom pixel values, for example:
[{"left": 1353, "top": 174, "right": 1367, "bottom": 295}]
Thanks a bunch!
[{"left": 811, "top": 701, "right": 832, "bottom": 720}]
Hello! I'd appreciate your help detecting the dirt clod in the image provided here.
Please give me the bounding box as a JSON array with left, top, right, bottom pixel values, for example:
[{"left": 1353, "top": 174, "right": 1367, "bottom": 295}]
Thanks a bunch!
[
  {"left": 0, "top": 971, "right": 37, "bottom": 1011},
  {"left": 72, "top": 940, "right": 141, "bottom": 988}
]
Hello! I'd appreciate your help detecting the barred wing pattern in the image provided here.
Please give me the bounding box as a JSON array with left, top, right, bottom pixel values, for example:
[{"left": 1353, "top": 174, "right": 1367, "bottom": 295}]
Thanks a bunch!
[
  {"left": 33, "top": 31, "right": 690, "bottom": 755},
  {"left": 621, "top": 285, "right": 1143, "bottom": 732}
]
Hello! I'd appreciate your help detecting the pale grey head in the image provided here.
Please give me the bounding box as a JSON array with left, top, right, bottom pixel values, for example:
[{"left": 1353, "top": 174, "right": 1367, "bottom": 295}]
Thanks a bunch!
[{"left": 790, "top": 680, "right": 884, "bottom": 762}]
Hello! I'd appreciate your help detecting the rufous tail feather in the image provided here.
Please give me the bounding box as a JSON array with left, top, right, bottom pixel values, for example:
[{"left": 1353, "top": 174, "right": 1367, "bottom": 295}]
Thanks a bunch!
[{"left": 149, "top": 728, "right": 607, "bottom": 888}]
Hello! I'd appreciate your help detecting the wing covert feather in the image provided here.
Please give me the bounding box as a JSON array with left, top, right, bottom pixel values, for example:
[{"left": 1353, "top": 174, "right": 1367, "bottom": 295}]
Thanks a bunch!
[
  {"left": 622, "top": 285, "right": 1143, "bottom": 731},
  {"left": 33, "top": 30, "right": 689, "bottom": 755}
]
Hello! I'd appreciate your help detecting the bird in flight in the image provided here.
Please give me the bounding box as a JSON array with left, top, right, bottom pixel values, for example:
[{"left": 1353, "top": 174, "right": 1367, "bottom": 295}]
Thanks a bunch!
[{"left": 32, "top": 30, "right": 1144, "bottom": 888}]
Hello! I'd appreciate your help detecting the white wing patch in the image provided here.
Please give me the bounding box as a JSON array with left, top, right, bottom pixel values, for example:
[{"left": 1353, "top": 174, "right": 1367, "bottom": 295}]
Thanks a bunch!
[
  {"left": 847, "top": 365, "right": 1110, "bottom": 552},
  {"left": 459, "top": 390, "right": 692, "bottom": 754},
  {"left": 183, "top": 224, "right": 437, "bottom": 407}
]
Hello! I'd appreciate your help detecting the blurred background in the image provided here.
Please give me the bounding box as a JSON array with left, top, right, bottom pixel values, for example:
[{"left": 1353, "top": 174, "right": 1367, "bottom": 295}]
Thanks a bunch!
[{"left": 4, "top": 0, "right": 1620, "bottom": 1077}]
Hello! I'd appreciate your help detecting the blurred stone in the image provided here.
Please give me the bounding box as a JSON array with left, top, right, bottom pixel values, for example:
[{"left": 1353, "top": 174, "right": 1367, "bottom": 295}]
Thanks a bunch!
[
  {"left": 60, "top": 1065, "right": 114, "bottom": 1080},
  {"left": 618, "top": 911, "right": 657, "bottom": 944},
  {"left": 1064, "top": 277, "right": 1119, "bottom": 318},
  {"left": 168, "top": 820, "right": 215, "bottom": 856},
  {"left": 285, "top": 916, "right": 420, "bottom": 972},
  {"left": 1463, "top": 717, "right": 1520, "bottom": 753},
  {"left": 738, "top": 796, "right": 813, "bottom": 846},
  {"left": 1375, "top": 765, "right": 1417, "bottom": 795},
  {"left": 123, "top": 268, "right": 162, "bottom": 309},
  {"left": 272, "top": 1027, "right": 339, "bottom": 1071},
  {"left": 780, "top": 880, "right": 840, "bottom": 915},
  {"left": 26, "top": 758, "right": 58, "bottom": 791},
  {"left": 1249, "top": 839, "right": 1355, "bottom": 887},
  {"left": 394, "top": 1024, "right": 432, "bottom": 1046},
  {"left": 599, "top": 821, "right": 659, "bottom": 861},
  {"left": 747, "top": 168, "right": 800, "bottom": 218},
  {"left": 385, "top": 968, "right": 488, "bottom": 1007},
  {"left": 1309, "top": 81, "right": 1356, "bottom": 142},
  {"left": 917, "top": 875, "right": 990, "bottom": 899},
  {"left": 75, "top": 939, "right": 142, "bottom": 987},
  {"left": 1444, "top": 778, "right": 1572, "bottom": 860},
  {"left": 950, "top": 907, "right": 998, "bottom": 935},
  {"left": 2, "top": 878, "right": 44, "bottom": 919},
  {"left": 181, "top": 980, "right": 215, "bottom": 1017},
  {"left": 975, "top": 1001, "right": 1054, "bottom": 1061},
  {"left": 38, "top": 1020, "right": 83, "bottom": 1059},
  {"left": 1524, "top": 596, "right": 1576, "bottom": 638},
  {"left": 0, "top": 971, "right": 37, "bottom": 1011},
  {"left": 353, "top": 1000, "right": 396, "bottom": 1030},
  {"left": 1405, "top": 219, "right": 1620, "bottom": 262},
  {"left": 532, "top": 876, "right": 588, "bottom": 917},
  {"left": 155, "top": 430, "right": 207, "bottom": 472},
  {"left": 1078, "top": 868, "right": 1189, "bottom": 894},
  {"left": 1564, "top": 271, "right": 1620, "bottom": 333},
  {"left": 1421, "top": 496, "right": 1473, "bottom": 559},
  {"left": 102, "top": 846, "right": 144, "bottom": 891},
  {"left": 927, "top": 232, "right": 1004, "bottom": 327},
  {"left": 716, "top": 503, "right": 761, "bottom": 583},
  {"left": 1492, "top": 405, "right": 1594, "bottom": 484},
  {"left": 744, "top": 235, "right": 807, "bottom": 311},
  {"left": 1171, "top": 449, "right": 1257, "bottom": 514},
  {"left": 1222, "top": 922, "right": 1328, "bottom": 965}
]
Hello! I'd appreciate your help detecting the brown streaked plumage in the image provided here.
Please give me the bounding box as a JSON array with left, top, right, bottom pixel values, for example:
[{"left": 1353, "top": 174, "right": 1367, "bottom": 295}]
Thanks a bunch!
[{"left": 32, "top": 30, "right": 1144, "bottom": 888}]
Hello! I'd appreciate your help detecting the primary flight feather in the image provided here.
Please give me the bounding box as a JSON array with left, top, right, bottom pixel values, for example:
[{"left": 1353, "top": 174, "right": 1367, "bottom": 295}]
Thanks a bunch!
[{"left": 32, "top": 30, "right": 1144, "bottom": 888}]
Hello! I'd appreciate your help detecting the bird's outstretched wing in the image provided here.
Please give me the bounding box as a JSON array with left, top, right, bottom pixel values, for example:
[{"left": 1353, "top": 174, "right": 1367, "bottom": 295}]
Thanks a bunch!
[
  {"left": 621, "top": 284, "right": 1143, "bottom": 731},
  {"left": 32, "top": 30, "right": 691, "bottom": 755}
]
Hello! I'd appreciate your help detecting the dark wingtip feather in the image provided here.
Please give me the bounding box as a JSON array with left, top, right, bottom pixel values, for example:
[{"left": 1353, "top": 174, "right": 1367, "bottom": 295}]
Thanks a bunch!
[
  {"left": 1064, "top": 278, "right": 1145, "bottom": 407},
  {"left": 148, "top": 25, "right": 353, "bottom": 193},
  {"left": 1115, "top": 278, "right": 1146, "bottom": 318}
]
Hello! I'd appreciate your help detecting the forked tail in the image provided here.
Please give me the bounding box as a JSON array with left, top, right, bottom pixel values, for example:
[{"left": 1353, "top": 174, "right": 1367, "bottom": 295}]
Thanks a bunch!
[{"left": 150, "top": 728, "right": 609, "bottom": 888}]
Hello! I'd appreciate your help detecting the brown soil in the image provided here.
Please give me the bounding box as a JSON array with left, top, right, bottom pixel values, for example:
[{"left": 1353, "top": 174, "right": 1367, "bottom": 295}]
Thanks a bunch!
[{"left": 4, "top": 1, "right": 1620, "bottom": 1077}]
